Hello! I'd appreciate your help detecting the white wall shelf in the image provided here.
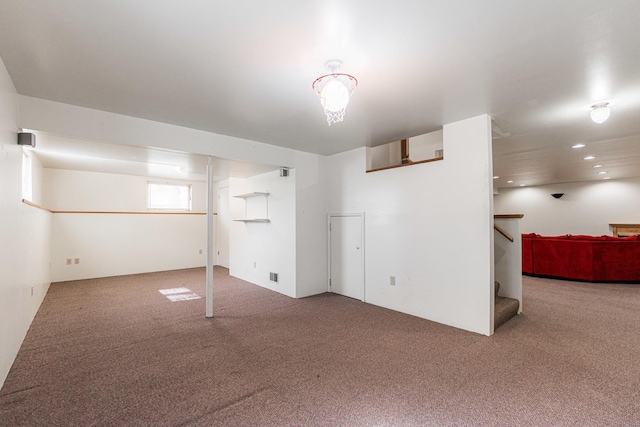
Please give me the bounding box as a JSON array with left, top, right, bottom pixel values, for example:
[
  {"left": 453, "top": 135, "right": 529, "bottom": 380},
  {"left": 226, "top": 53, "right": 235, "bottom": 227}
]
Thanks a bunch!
[
  {"left": 233, "top": 192, "right": 269, "bottom": 223},
  {"left": 234, "top": 192, "right": 269, "bottom": 199}
]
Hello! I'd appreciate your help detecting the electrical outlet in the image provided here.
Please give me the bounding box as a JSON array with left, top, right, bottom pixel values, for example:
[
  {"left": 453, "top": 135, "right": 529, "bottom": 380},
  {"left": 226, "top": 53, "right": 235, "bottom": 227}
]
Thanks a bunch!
[
  {"left": 66, "top": 259, "right": 72, "bottom": 265},
  {"left": 30, "top": 286, "right": 34, "bottom": 297},
  {"left": 199, "top": 249, "right": 203, "bottom": 254},
  {"left": 390, "top": 276, "right": 396, "bottom": 286},
  {"left": 74, "top": 258, "right": 80, "bottom": 264},
  {"left": 254, "top": 261, "right": 257, "bottom": 268}
]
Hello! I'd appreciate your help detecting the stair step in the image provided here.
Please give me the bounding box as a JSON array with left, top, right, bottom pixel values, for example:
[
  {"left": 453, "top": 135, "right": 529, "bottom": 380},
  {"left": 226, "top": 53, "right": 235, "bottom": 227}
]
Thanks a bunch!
[{"left": 495, "top": 295, "right": 519, "bottom": 330}]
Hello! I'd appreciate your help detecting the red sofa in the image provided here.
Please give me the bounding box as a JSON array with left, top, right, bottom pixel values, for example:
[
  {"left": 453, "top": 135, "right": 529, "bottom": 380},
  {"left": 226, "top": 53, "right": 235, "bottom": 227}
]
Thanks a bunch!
[{"left": 522, "top": 233, "right": 640, "bottom": 282}]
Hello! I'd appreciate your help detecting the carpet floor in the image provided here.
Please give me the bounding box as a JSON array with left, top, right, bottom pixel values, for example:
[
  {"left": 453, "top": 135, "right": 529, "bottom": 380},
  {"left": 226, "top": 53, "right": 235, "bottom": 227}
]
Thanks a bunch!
[{"left": 1, "top": 267, "right": 639, "bottom": 426}]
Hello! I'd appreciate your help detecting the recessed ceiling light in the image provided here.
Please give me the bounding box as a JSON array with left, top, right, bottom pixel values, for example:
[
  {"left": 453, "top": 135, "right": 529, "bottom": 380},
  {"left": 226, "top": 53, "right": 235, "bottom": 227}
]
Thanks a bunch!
[
  {"left": 572, "top": 143, "right": 586, "bottom": 149},
  {"left": 583, "top": 156, "right": 596, "bottom": 160},
  {"left": 603, "top": 177, "right": 612, "bottom": 180},
  {"left": 507, "top": 180, "right": 514, "bottom": 184},
  {"left": 519, "top": 184, "right": 526, "bottom": 187},
  {"left": 592, "top": 164, "right": 604, "bottom": 168},
  {"left": 493, "top": 176, "right": 500, "bottom": 180},
  {"left": 597, "top": 171, "right": 608, "bottom": 175}
]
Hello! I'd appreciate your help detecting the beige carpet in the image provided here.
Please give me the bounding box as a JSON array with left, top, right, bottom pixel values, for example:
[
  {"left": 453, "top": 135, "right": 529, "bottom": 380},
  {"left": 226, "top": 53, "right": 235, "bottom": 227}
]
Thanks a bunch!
[{"left": 1, "top": 267, "right": 639, "bottom": 426}]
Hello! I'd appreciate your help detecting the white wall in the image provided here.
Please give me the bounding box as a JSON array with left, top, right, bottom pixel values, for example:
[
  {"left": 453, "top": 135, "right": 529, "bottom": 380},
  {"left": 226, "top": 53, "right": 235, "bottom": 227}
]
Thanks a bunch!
[
  {"left": 410, "top": 129, "right": 443, "bottom": 161},
  {"left": 368, "top": 130, "right": 443, "bottom": 170},
  {"left": 369, "top": 140, "right": 402, "bottom": 169},
  {"left": 19, "top": 97, "right": 329, "bottom": 299},
  {"left": 45, "top": 169, "right": 208, "bottom": 282},
  {"left": 494, "top": 177, "right": 640, "bottom": 236},
  {"left": 51, "top": 214, "right": 206, "bottom": 281},
  {"left": 0, "top": 57, "right": 51, "bottom": 389},
  {"left": 294, "top": 152, "right": 328, "bottom": 297},
  {"left": 43, "top": 168, "right": 207, "bottom": 211},
  {"left": 229, "top": 170, "right": 297, "bottom": 297},
  {"left": 216, "top": 179, "right": 230, "bottom": 268},
  {"left": 23, "top": 149, "right": 45, "bottom": 203},
  {"left": 327, "top": 115, "right": 494, "bottom": 335}
]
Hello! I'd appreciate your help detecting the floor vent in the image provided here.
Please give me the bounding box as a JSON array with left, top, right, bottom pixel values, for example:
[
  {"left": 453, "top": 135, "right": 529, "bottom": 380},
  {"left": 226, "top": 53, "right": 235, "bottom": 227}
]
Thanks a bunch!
[{"left": 269, "top": 272, "right": 278, "bottom": 282}]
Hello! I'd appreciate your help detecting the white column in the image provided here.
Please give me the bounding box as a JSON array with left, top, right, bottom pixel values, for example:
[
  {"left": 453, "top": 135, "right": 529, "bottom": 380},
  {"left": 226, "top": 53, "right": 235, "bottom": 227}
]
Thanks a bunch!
[{"left": 206, "top": 157, "right": 214, "bottom": 318}]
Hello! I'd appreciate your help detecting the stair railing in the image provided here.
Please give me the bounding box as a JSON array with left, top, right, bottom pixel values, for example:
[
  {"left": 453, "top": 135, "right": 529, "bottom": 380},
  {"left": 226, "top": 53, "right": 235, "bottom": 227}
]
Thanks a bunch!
[{"left": 494, "top": 224, "right": 514, "bottom": 242}]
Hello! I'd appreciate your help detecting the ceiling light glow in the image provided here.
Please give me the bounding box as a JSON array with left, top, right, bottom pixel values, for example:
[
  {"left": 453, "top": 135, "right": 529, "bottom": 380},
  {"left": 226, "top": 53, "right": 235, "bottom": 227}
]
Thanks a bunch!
[
  {"left": 507, "top": 180, "right": 514, "bottom": 183},
  {"left": 590, "top": 102, "right": 610, "bottom": 124},
  {"left": 493, "top": 176, "right": 499, "bottom": 179},
  {"left": 584, "top": 156, "right": 596, "bottom": 160},
  {"left": 597, "top": 171, "right": 608, "bottom": 175},
  {"left": 312, "top": 60, "right": 358, "bottom": 126},
  {"left": 592, "top": 164, "right": 604, "bottom": 168},
  {"left": 572, "top": 143, "right": 586, "bottom": 149}
]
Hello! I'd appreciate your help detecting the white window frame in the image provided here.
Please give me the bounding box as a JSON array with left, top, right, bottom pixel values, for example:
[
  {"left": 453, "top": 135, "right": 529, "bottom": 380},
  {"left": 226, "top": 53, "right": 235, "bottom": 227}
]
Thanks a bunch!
[
  {"left": 147, "top": 182, "right": 192, "bottom": 211},
  {"left": 22, "top": 149, "right": 33, "bottom": 202}
]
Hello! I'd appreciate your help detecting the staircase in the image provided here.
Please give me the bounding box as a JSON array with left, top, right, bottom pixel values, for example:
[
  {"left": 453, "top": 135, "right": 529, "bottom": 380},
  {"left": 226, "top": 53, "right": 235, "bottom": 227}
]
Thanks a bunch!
[{"left": 494, "top": 281, "right": 520, "bottom": 330}]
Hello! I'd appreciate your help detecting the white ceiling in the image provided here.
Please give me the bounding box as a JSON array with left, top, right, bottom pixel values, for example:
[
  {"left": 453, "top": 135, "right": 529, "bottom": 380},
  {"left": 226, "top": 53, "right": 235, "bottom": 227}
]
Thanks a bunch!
[{"left": 2, "top": 1, "right": 640, "bottom": 188}]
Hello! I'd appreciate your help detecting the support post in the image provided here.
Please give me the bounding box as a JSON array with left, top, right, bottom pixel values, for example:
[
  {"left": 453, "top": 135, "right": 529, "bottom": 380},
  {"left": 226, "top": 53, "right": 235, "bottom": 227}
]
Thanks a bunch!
[
  {"left": 401, "top": 139, "right": 411, "bottom": 164},
  {"left": 206, "top": 157, "right": 214, "bottom": 318}
]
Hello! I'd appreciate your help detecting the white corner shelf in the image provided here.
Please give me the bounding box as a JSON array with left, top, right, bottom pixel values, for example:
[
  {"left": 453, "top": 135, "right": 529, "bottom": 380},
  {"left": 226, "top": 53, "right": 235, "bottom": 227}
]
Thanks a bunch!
[
  {"left": 233, "top": 191, "right": 270, "bottom": 223},
  {"left": 233, "top": 192, "right": 269, "bottom": 199}
]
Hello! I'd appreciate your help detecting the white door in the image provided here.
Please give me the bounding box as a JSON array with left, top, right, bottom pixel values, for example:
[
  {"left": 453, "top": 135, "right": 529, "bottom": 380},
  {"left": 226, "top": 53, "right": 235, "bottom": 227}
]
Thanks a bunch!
[
  {"left": 217, "top": 186, "right": 230, "bottom": 268},
  {"left": 329, "top": 215, "right": 364, "bottom": 301}
]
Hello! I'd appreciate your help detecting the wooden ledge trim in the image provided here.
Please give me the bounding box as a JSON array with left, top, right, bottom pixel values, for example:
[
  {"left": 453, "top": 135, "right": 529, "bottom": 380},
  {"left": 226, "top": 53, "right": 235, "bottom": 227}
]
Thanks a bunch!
[
  {"left": 54, "top": 210, "right": 211, "bottom": 215},
  {"left": 21, "top": 200, "right": 214, "bottom": 215},
  {"left": 22, "top": 199, "right": 53, "bottom": 212},
  {"left": 366, "top": 157, "right": 444, "bottom": 173},
  {"left": 494, "top": 214, "right": 524, "bottom": 219}
]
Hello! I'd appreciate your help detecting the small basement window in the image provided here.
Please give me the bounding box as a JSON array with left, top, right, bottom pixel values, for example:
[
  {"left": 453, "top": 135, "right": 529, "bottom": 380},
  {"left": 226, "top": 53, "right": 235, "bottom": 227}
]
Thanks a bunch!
[{"left": 148, "top": 182, "right": 192, "bottom": 211}]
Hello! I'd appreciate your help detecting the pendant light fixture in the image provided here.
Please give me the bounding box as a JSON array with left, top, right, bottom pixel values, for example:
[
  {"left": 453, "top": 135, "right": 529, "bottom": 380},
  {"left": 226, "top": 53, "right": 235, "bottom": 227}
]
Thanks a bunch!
[
  {"left": 312, "top": 60, "right": 358, "bottom": 125},
  {"left": 590, "top": 102, "right": 610, "bottom": 124}
]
